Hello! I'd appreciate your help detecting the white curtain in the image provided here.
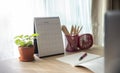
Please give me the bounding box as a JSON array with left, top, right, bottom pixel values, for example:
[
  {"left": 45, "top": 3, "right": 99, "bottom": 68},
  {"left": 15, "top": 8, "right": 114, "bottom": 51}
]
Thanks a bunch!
[
  {"left": 43, "top": 0, "right": 92, "bottom": 34},
  {"left": 92, "top": 0, "right": 106, "bottom": 46},
  {"left": 0, "top": 0, "right": 92, "bottom": 60}
]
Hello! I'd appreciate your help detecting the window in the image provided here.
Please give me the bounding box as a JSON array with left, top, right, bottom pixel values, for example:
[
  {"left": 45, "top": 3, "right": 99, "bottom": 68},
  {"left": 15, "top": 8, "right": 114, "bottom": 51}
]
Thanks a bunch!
[{"left": 34, "top": 0, "right": 92, "bottom": 34}]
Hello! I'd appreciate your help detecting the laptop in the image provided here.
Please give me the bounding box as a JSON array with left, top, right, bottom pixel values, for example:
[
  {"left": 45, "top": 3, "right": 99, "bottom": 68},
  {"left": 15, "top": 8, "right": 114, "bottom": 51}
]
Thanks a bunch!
[{"left": 105, "top": 11, "right": 120, "bottom": 73}]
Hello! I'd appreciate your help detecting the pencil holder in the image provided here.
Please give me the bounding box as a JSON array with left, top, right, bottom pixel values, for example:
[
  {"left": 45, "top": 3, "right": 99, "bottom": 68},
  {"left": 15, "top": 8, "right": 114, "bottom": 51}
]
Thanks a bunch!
[{"left": 65, "top": 35, "right": 80, "bottom": 52}]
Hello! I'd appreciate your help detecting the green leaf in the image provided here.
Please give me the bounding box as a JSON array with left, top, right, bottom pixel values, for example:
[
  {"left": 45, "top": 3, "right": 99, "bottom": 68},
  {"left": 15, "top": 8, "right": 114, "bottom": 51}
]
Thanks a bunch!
[
  {"left": 19, "top": 41, "right": 25, "bottom": 47},
  {"left": 26, "top": 41, "right": 32, "bottom": 47},
  {"left": 14, "top": 35, "right": 23, "bottom": 39},
  {"left": 15, "top": 39, "right": 25, "bottom": 46},
  {"left": 31, "top": 33, "right": 39, "bottom": 37},
  {"left": 15, "top": 39, "right": 21, "bottom": 45},
  {"left": 14, "top": 33, "right": 39, "bottom": 47}
]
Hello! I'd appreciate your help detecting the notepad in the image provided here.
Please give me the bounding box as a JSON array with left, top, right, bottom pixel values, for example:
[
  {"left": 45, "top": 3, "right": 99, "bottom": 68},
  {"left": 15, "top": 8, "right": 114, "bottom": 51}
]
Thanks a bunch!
[{"left": 57, "top": 52, "right": 104, "bottom": 73}]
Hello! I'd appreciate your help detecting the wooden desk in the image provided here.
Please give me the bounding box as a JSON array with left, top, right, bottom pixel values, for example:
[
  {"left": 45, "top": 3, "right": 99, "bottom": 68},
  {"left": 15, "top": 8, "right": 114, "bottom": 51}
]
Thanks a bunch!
[{"left": 0, "top": 45, "right": 103, "bottom": 73}]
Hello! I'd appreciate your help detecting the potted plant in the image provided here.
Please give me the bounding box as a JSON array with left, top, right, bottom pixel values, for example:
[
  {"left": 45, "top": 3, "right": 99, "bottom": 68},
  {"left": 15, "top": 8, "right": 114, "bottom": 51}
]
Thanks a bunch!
[{"left": 14, "top": 33, "right": 39, "bottom": 62}]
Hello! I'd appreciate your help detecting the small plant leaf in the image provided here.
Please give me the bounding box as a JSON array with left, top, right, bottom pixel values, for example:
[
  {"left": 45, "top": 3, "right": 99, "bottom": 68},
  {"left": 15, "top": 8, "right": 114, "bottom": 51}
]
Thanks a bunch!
[
  {"left": 14, "top": 33, "right": 39, "bottom": 47},
  {"left": 26, "top": 41, "right": 32, "bottom": 47},
  {"left": 31, "top": 33, "right": 39, "bottom": 37},
  {"left": 15, "top": 39, "right": 25, "bottom": 46}
]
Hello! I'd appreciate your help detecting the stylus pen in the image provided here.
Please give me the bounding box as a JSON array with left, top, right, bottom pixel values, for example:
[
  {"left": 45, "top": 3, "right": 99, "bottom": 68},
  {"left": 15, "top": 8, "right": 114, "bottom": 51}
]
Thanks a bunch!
[{"left": 79, "top": 52, "right": 87, "bottom": 61}]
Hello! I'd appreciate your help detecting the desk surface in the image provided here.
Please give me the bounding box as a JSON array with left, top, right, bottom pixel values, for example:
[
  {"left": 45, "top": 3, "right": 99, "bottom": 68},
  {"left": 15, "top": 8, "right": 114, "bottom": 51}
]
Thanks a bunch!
[{"left": 0, "top": 45, "right": 103, "bottom": 73}]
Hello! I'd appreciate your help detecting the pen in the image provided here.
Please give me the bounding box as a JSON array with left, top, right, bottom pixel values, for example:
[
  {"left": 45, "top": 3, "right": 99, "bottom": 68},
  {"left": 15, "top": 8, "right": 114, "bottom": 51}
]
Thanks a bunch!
[{"left": 79, "top": 52, "right": 87, "bottom": 61}]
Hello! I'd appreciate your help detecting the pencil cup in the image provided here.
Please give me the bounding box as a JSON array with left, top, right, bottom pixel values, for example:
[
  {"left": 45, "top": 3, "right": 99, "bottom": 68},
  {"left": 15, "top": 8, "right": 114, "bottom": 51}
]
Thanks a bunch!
[{"left": 65, "top": 35, "right": 79, "bottom": 52}]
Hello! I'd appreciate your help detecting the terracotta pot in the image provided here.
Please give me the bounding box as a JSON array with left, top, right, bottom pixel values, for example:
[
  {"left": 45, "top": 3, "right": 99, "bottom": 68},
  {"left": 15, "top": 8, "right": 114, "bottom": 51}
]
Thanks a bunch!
[{"left": 18, "top": 46, "right": 34, "bottom": 62}]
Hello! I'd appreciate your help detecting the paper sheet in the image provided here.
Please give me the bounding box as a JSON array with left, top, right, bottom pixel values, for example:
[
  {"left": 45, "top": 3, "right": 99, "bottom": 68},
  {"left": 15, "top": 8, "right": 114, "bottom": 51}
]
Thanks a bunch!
[
  {"left": 78, "top": 57, "right": 104, "bottom": 73},
  {"left": 57, "top": 52, "right": 100, "bottom": 66}
]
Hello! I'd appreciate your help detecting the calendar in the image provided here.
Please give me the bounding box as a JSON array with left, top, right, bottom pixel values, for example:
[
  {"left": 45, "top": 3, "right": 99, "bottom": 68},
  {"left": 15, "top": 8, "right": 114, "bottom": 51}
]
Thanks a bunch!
[{"left": 34, "top": 17, "right": 64, "bottom": 57}]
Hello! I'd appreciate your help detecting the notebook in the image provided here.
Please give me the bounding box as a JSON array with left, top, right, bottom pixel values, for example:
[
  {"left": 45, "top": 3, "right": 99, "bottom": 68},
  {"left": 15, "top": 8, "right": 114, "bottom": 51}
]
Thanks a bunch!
[{"left": 57, "top": 52, "right": 104, "bottom": 73}]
